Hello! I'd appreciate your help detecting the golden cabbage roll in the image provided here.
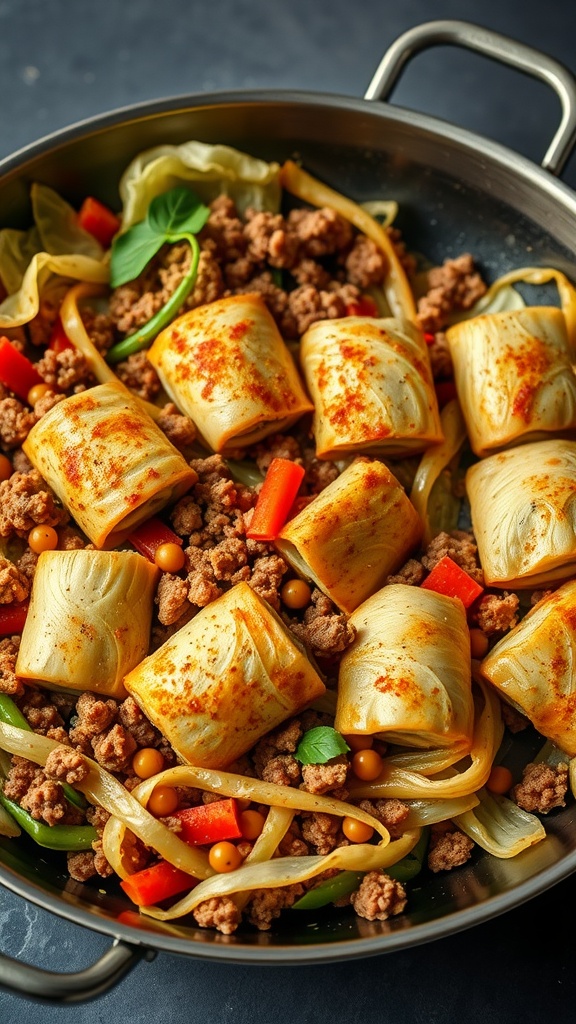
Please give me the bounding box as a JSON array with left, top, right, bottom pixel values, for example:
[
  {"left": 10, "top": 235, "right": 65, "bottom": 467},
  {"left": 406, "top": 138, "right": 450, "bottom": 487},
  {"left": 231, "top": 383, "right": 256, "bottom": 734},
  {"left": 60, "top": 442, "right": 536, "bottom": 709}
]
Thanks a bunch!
[
  {"left": 147, "top": 293, "right": 313, "bottom": 454},
  {"left": 335, "top": 585, "right": 474, "bottom": 750},
  {"left": 16, "top": 549, "right": 159, "bottom": 699},
  {"left": 123, "top": 581, "right": 326, "bottom": 768},
  {"left": 275, "top": 457, "right": 423, "bottom": 614},
  {"left": 481, "top": 579, "right": 576, "bottom": 755},
  {"left": 447, "top": 307, "right": 576, "bottom": 456},
  {"left": 300, "top": 316, "right": 443, "bottom": 458},
  {"left": 466, "top": 438, "right": 576, "bottom": 588},
  {"left": 23, "top": 381, "right": 196, "bottom": 549}
]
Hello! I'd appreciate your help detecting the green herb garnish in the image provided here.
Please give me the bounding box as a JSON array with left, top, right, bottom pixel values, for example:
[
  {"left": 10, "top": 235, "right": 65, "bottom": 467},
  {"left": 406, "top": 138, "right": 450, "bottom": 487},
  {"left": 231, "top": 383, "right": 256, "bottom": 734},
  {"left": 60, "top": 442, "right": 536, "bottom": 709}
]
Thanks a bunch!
[
  {"left": 106, "top": 186, "right": 210, "bottom": 364},
  {"left": 294, "top": 726, "right": 350, "bottom": 765}
]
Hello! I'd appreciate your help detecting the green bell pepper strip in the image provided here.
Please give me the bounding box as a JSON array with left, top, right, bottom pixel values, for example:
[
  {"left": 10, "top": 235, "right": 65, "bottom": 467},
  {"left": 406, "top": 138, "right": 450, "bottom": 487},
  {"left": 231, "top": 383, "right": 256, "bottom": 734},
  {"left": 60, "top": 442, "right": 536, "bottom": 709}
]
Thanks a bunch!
[
  {"left": 291, "top": 871, "right": 365, "bottom": 911},
  {"left": 292, "top": 828, "right": 430, "bottom": 910},
  {"left": 0, "top": 693, "right": 87, "bottom": 810},
  {"left": 106, "top": 233, "right": 201, "bottom": 364},
  {"left": 0, "top": 793, "right": 97, "bottom": 850}
]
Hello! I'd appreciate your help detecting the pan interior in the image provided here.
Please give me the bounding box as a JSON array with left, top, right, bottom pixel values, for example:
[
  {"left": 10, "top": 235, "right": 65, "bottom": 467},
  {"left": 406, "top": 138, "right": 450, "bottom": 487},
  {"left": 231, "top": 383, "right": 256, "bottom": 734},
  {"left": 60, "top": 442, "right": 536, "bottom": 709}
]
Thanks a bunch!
[{"left": 1, "top": 92, "right": 576, "bottom": 961}]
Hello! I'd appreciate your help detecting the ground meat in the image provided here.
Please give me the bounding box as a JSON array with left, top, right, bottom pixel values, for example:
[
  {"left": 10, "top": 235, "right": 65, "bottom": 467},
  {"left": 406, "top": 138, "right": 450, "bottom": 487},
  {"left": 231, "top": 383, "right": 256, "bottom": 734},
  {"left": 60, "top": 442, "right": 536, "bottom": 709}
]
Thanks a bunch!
[
  {"left": 154, "top": 572, "right": 190, "bottom": 625},
  {"left": 0, "top": 555, "right": 29, "bottom": 604},
  {"left": 193, "top": 896, "right": 242, "bottom": 935},
  {"left": 343, "top": 234, "right": 387, "bottom": 289},
  {"left": 208, "top": 537, "right": 249, "bottom": 581},
  {"left": 170, "top": 496, "right": 204, "bottom": 536},
  {"left": 246, "top": 883, "right": 305, "bottom": 931},
  {"left": 91, "top": 723, "right": 137, "bottom": 772},
  {"left": 286, "top": 207, "right": 354, "bottom": 259},
  {"left": 427, "top": 827, "right": 474, "bottom": 872},
  {"left": 57, "top": 525, "right": 88, "bottom": 550},
  {"left": 0, "top": 398, "right": 36, "bottom": 449},
  {"left": 7, "top": 759, "right": 82, "bottom": 826},
  {"left": 185, "top": 546, "right": 223, "bottom": 607},
  {"left": 301, "top": 755, "right": 349, "bottom": 796},
  {"left": 69, "top": 692, "right": 117, "bottom": 752},
  {"left": 92, "top": 838, "right": 114, "bottom": 877},
  {"left": 415, "top": 254, "right": 487, "bottom": 333},
  {"left": 0, "top": 469, "right": 68, "bottom": 538},
  {"left": 350, "top": 871, "right": 407, "bottom": 921},
  {"left": 85, "top": 804, "right": 111, "bottom": 834},
  {"left": 500, "top": 701, "right": 529, "bottom": 734},
  {"left": 243, "top": 210, "right": 299, "bottom": 267},
  {"left": 248, "top": 553, "right": 288, "bottom": 610},
  {"left": 290, "top": 258, "right": 332, "bottom": 289},
  {"left": 286, "top": 282, "right": 360, "bottom": 337},
  {"left": 19, "top": 691, "right": 66, "bottom": 736},
  {"left": 80, "top": 307, "right": 116, "bottom": 354},
  {"left": 511, "top": 761, "right": 569, "bottom": 814},
  {"left": 27, "top": 295, "right": 60, "bottom": 347},
  {"left": 44, "top": 746, "right": 90, "bottom": 786},
  {"left": 386, "top": 558, "right": 425, "bottom": 586},
  {"left": 0, "top": 636, "right": 23, "bottom": 696},
  {"left": 288, "top": 587, "right": 356, "bottom": 658},
  {"left": 67, "top": 851, "right": 97, "bottom": 882},
  {"left": 115, "top": 352, "right": 161, "bottom": 402},
  {"left": 358, "top": 798, "right": 411, "bottom": 839},
  {"left": 252, "top": 433, "right": 302, "bottom": 475},
  {"left": 156, "top": 403, "right": 196, "bottom": 449},
  {"left": 36, "top": 347, "right": 93, "bottom": 391},
  {"left": 422, "top": 529, "right": 484, "bottom": 585},
  {"left": 471, "top": 592, "right": 519, "bottom": 635},
  {"left": 302, "top": 451, "right": 339, "bottom": 494},
  {"left": 261, "top": 754, "right": 301, "bottom": 787},
  {"left": 201, "top": 196, "right": 247, "bottom": 263},
  {"left": 109, "top": 242, "right": 191, "bottom": 336},
  {"left": 300, "top": 811, "right": 340, "bottom": 854},
  {"left": 117, "top": 695, "right": 160, "bottom": 749},
  {"left": 32, "top": 390, "right": 65, "bottom": 419},
  {"left": 187, "top": 249, "right": 225, "bottom": 308},
  {"left": 427, "top": 331, "right": 453, "bottom": 380}
]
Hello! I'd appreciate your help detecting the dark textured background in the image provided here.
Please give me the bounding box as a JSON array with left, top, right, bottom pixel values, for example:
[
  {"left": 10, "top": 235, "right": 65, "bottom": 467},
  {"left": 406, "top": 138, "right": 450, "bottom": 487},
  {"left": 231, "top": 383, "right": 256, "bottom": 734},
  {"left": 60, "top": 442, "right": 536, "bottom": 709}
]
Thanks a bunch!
[{"left": 1, "top": 0, "right": 576, "bottom": 1017}]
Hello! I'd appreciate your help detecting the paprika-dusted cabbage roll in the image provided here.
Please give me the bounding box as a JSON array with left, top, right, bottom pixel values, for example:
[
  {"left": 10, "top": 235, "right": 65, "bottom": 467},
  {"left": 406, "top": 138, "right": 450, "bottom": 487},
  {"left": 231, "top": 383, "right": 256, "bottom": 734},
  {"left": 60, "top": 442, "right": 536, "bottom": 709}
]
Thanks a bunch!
[
  {"left": 147, "top": 294, "right": 313, "bottom": 454},
  {"left": 335, "top": 585, "right": 474, "bottom": 751},
  {"left": 446, "top": 307, "right": 576, "bottom": 456},
  {"left": 300, "top": 316, "right": 443, "bottom": 458},
  {"left": 16, "top": 549, "right": 159, "bottom": 699},
  {"left": 275, "top": 457, "right": 423, "bottom": 614},
  {"left": 466, "top": 438, "right": 576, "bottom": 588},
  {"left": 480, "top": 579, "right": 576, "bottom": 755},
  {"left": 123, "top": 581, "right": 326, "bottom": 768},
  {"left": 23, "top": 381, "right": 196, "bottom": 549}
]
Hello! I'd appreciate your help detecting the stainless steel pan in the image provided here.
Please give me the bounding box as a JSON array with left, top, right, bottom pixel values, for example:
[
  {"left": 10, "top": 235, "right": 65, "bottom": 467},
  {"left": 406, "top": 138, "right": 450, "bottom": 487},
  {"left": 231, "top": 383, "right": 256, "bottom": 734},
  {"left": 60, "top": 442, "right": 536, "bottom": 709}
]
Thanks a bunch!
[{"left": 1, "top": 19, "right": 576, "bottom": 1002}]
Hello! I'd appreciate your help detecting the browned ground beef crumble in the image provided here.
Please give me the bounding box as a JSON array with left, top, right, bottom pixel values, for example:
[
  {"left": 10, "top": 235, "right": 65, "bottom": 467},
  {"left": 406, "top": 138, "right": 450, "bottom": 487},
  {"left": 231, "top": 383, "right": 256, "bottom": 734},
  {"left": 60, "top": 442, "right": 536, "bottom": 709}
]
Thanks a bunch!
[{"left": 0, "top": 190, "right": 569, "bottom": 936}]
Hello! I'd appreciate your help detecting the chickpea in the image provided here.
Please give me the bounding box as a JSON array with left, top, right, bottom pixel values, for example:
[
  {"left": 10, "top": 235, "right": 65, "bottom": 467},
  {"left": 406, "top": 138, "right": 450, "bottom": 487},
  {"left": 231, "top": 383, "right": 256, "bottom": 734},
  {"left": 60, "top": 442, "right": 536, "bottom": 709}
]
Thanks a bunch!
[
  {"left": 486, "top": 765, "right": 514, "bottom": 795},
  {"left": 27, "top": 382, "right": 52, "bottom": 406},
  {"left": 154, "top": 542, "right": 186, "bottom": 573},
  {"left": 132, "top": 747, "right": 165, "bottom": 780},
  {"left": 28, "top": 525, "right": 59, "bottom": 553},
  {"left": 341, "top": 817, "right": 374, "bottom": 844},
  {"left": 239, "top": 809, "right": 266, "bottom": 841},
  {"left": 351, "top": 748, "right": 384, "bottom": 782},
  {"left": 147, "top": 785, "right": 179, "bottom": 816},
  {"left": 343, "top": 734, "right": 373, "bottom": 753},
  {"left": 281, "top": 578, "right": 312, "bottom": 610},
  {"left": 208, "top": 841, "right": 243, "bottom": 873}
]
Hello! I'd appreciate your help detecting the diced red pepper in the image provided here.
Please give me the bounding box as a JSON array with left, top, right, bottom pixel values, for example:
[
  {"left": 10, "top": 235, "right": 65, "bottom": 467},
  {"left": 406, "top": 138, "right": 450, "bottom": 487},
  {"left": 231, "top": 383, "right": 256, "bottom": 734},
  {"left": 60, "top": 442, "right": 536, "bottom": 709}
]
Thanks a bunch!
[
  {"left": 48, "top": 317, "right": 74, "bottom": 354},
  {"left": 345, "top": 296, "right": 379, "bottom": 317},
  {"left": 128, "top": 517, "right": 184, "bottom": 562},
  {"left": 120, "top": 860, "right": 197, "bottom": 907},
  {"left": 0, "top": 601, "right": 29, "bottom": 636},
  {"left": 435, "top": 379, "right": 458, "bottom": 409},
  {"left": 246, "top": 458, "right": 306, "bottom": 542},
  {"left": 172, "top": 799, "right": 243, "bottom": 846},
  {"left": 424, "top": 332, "right": 436, "bottom": 345},
  {"left": 77, "top": 196, "right": 121, "bottom": 248},
  {"left": 420, "top": 555, "right": 484, "bottom": 609},
  {"left": 0, "top": 337, "right": 43, "bottom": 402}
]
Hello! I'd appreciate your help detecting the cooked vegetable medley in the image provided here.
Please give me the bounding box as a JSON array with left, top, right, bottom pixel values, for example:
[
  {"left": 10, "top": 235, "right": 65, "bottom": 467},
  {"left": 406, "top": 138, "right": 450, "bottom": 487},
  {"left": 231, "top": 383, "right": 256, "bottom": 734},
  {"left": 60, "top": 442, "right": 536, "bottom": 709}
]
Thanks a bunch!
[{"left": 0, "top": 140, "right": 576, "bottom": 936}]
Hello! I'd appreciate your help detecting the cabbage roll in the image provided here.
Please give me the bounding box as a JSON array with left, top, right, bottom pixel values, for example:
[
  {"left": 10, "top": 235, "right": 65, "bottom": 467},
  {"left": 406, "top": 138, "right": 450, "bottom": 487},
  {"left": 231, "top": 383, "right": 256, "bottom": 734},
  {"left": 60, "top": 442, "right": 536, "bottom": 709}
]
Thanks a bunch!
[
  {"left": 299, "top": 316, "right": 443, "bottom": 458},
  {"left": 481, "top": 579, "right": 576, "bottom": 755},
  {"left": 147, "top": 293, "right": 313, "bottom": 454},
  {"left": 23, "top": 381, "right": 196, "bottom": 549},
  {"left": 275, "top": 457, "right": 423, "bottom": 614},
  {"left": 446, "top": 307, "right": 576, "bottom": 456},
  {"left": 466, "top": 438, "right": 576, "bottom": 588},
  {"left": 123, "top": 581, "right": 326, "bottom": 768},
  {"left": 335, "top": 585, "right": 474, "bottom": 750},
  {"left": 16, "top": 549, "right": 159, "bottom": 699}
]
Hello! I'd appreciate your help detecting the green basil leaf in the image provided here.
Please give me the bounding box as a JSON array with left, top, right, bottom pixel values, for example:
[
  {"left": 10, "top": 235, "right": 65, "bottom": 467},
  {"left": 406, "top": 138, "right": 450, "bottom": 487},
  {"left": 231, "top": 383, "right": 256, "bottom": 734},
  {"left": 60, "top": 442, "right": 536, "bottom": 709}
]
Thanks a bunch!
[
  {"left": 295, "top": 726, "right": 350, "bottom": 765},
  {"left": 147, "top": 186, "right": 210, "bottom": 237},
  {"left": 110, "top": 220, "right": 164, "bottom": 288}
]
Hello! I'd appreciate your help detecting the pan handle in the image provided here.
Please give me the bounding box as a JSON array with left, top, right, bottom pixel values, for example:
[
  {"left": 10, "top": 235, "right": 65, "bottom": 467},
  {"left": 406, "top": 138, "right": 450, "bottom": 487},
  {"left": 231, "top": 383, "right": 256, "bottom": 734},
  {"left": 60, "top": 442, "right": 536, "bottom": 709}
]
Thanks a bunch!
[
  {"left": 365, "top": 19, "right": 576, "bottom": 176},
  {"left": 0, "top": 937, "right": 155, "bottom": 1003}
]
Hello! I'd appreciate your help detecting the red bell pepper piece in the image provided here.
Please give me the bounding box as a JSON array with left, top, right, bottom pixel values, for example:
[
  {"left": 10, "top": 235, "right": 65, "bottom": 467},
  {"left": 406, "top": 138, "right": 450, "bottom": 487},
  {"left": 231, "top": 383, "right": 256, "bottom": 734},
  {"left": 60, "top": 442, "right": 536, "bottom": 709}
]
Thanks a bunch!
[
  {"left": 172, "top": 799, "right": 243, "bottom": 846},
  {"left": 345, "top": 296, "right": 379, "bottom": 317},
  {"left": 120, "top": 860, "right": 197, "bottom": 907},
  {"left": 48, "top": 317, "right": 74, "bottom": 354},
  {"left": 246, "top": 458, "right": 306, "bottom": 542},
  {"left": 77, "top": 196, "right": 121, "bottom": 248},
  {"left": 0, "top": 602, "right": 29, "bottom": 636},
  {"left": 128, "top": 516, "right": 183, "bottom": 561},
  {"left": 424, "top": 332, "right": 436, "bottom": 345},
  {"left": 0, "top": 337, "right": 44, "bottom": 402},
  {"left": 420, "top": 555, "right": 484, "bottom": 609}
]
